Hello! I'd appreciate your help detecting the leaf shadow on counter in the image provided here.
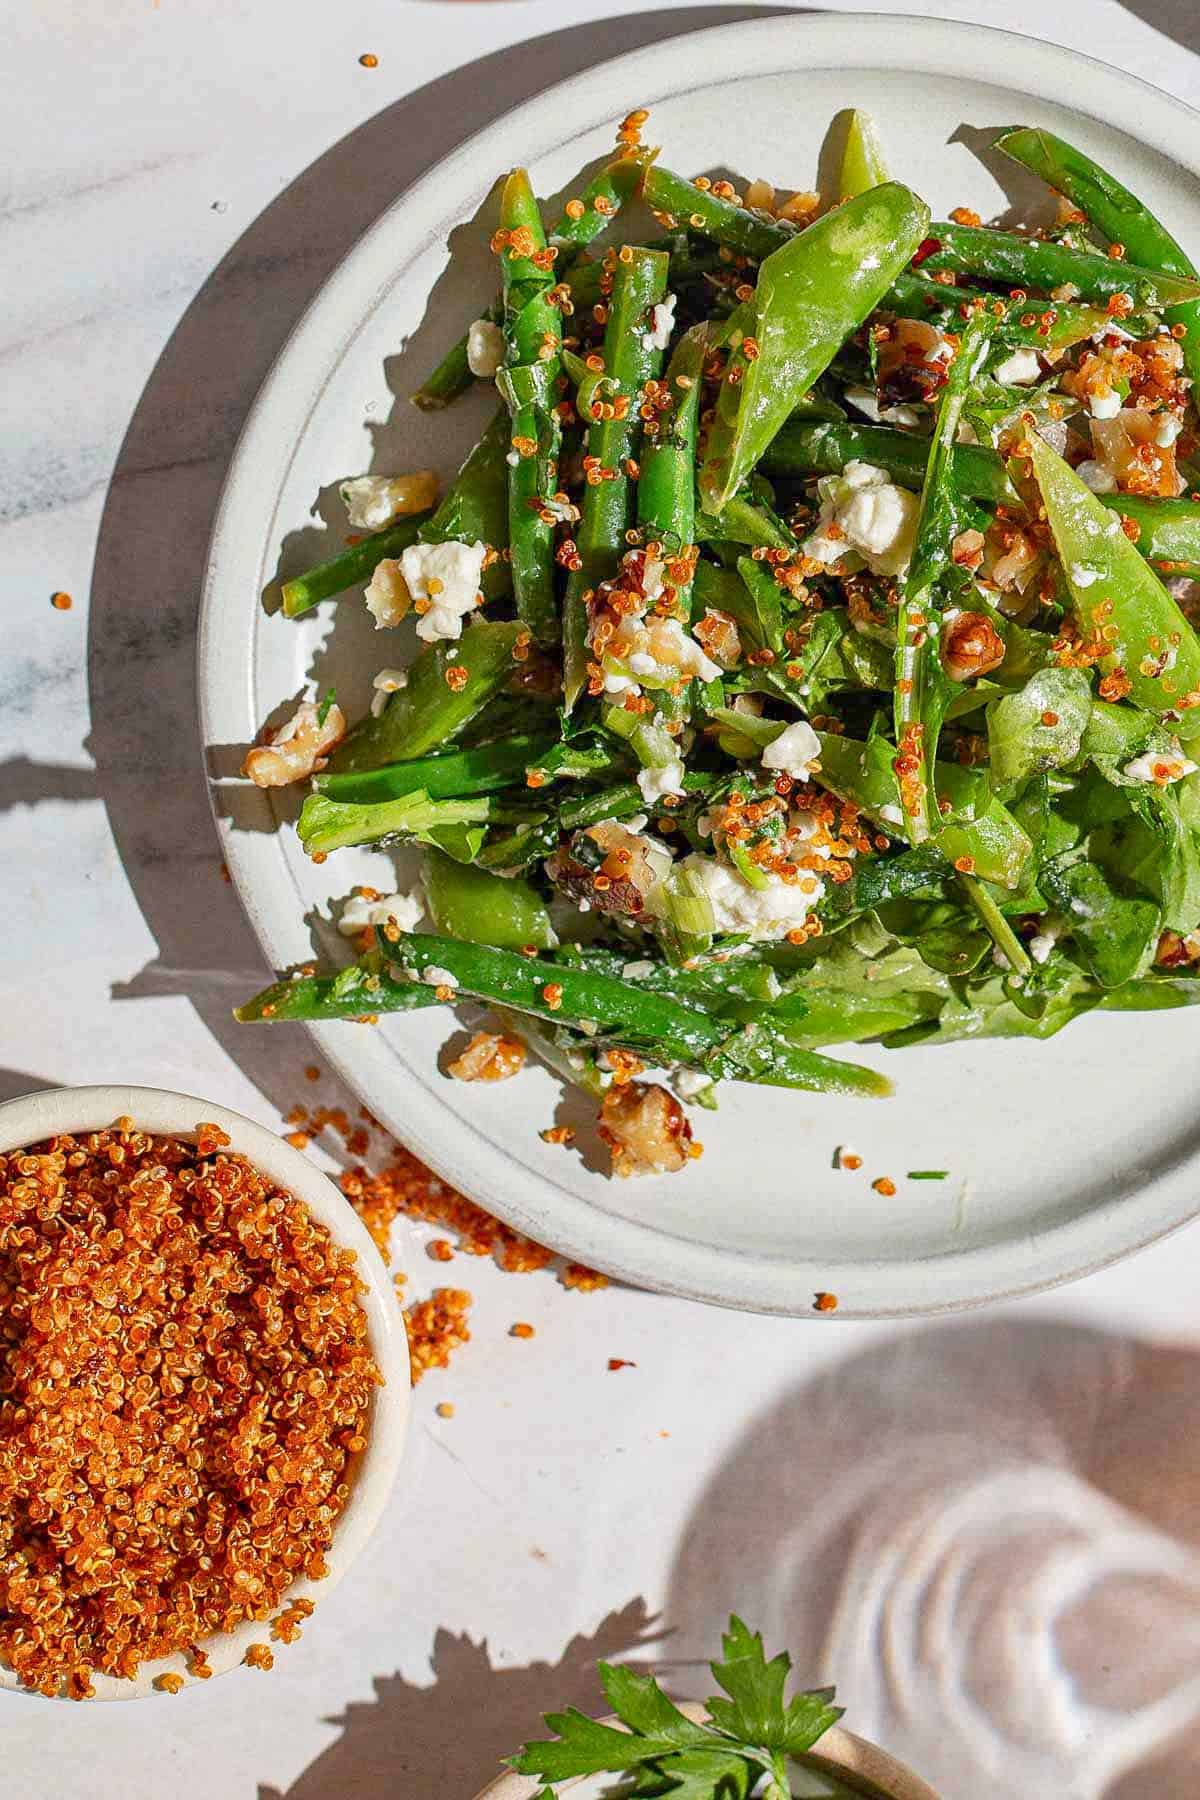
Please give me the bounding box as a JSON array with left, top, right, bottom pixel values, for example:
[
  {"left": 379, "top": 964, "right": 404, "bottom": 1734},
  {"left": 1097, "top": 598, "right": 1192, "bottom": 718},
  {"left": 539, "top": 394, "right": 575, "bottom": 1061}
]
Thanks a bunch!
[
  {"left": 257, "top": 1598, "right": 661, "bottom": 1800},
  {"left": 82, "top": 2, "right": 797, "bottom": 1133},
  {"left": 664, "top": 1316, "right": 1200, "bottom": 1800}
]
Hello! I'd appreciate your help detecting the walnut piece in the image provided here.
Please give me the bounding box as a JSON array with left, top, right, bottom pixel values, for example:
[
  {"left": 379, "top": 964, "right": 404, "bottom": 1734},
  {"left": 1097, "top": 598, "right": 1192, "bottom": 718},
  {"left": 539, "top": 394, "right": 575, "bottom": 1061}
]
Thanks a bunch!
[{"left": 598, "top": 1080, "right": 693, "bottom": 1178}]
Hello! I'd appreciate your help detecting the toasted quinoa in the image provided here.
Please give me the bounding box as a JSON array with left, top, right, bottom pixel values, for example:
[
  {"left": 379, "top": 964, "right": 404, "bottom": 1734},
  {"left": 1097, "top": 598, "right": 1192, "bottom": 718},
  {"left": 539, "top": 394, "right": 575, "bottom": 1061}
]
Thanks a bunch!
[{"left": 0, "top": 1120, "right": 380, "bottom": 1697}]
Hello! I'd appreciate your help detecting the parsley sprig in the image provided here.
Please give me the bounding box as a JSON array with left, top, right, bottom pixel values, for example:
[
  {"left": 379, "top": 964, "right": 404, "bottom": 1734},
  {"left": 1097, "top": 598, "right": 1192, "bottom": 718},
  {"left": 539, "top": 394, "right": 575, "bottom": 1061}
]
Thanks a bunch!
[{"left": 511, "top": 1616, "right": 842, "bottom": 1799}]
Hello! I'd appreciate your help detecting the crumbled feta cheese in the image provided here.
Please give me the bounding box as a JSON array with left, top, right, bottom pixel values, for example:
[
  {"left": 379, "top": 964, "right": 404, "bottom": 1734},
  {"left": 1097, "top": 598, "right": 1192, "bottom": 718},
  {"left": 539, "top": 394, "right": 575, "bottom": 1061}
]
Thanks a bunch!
[
  {"left": 341, "top": 474, "right": 435, "bottom": 531},
  {"left": 629, "top": 651, "right": 659, "bottom": 676},
  {"left": 880, "top": 802, "right": 904, "bottom": 826},
  {"left": 370, "top": 667, "right": 409, "bottom": 715},
  {"left": 1155, "top": 414, "right": 1183, "bottom": 447},
  {"left": 843, "top": 385, "right": 922, "bottom": 428},
  {"left": 624, "top": 960, "right": 656, "bottom": 980},
  {"left": 1123, "top": 742, "right": 1198, "bottom": 785},
  {"left": 804, "top": 461, "right": 919, "bottom": 578},
  {"left": 642, "top": 293, "right": 677, "bottom": 351},
  {"left": 674, "top": 1067, "right": 712, "bottom": 1099},
  {"left": 338, "top": 889, "right": 424, "bottom": 938},
  {"left": 1077, "top": 459, "right": 1119, "bottom": 494},
  {"left": 1088, "top": 387, "right": 1122, "bottom": 420},
  {"left": 678, "top": 853, "right": 824, "bottom": 941},
  {"left": 641, "top": 554, "right": 667, "bottom": 605},
  {"left": 1069, "top": 563, "right": 1101, "bottom": 588},
  {"left": 602, "top": 670, "right": 639, "bottom": 696},
  {"left": 993, "top": 347, "right": 1042, "bottom": 386},
  {"left": 420, "top": 965, "right": 459, "bottom": 989},
  {"left": 760, "top": 719, "right": 821, "bottom": 781},
  {"left": 1028, "top": 919, "right": 1063, "bottom": 965},
  {"left": 466, "top": 318, "right": 505, "bottom": 378},
  {"left": 637, "top": 757, "right": 685, "bottom": 803},
  {"left": 400, "top": 539, "right": 487, "bottom": 642}
]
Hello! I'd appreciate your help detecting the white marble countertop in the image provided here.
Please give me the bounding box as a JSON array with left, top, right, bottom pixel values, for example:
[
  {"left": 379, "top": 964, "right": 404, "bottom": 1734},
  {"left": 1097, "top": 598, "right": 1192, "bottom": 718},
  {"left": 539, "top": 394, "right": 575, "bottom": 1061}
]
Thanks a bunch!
[{"left": 7, "top": 2, "right": 1200, "bottom": 1795}]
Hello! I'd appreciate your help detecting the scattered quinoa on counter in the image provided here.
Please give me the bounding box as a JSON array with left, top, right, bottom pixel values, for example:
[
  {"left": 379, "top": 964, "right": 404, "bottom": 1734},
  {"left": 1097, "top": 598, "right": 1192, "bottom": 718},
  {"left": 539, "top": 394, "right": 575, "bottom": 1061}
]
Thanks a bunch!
[{"left": 0, "top": 1119, "right": 379, "bottom": 1697}]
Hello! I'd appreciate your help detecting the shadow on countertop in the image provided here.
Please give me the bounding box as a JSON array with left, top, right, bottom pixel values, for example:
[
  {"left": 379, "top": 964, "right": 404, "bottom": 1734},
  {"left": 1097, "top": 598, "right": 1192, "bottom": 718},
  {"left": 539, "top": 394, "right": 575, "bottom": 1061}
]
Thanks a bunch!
[
  {"left": 78, "top": 3, "right": 796, "bottom": 1131},
  {"left": 256, "top": 1599, "right": 661, "bottom": 1800},
  {"left": 664, "top": 1316, "right": 1200, "bottom": 1800},
  {"left": 1116, "top": 0, "right": 1200, "bottom": 56}
]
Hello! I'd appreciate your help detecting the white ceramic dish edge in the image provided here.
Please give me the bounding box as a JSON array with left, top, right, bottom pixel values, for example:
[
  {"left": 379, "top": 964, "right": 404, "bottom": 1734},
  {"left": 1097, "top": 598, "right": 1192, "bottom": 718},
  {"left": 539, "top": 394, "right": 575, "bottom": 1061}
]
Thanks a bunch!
[
  {"left": 200, "top": 13, "right": 1200, "bottom": 1318},
  {"left": 0, "top": 1085, "right": 410, "bottom": 1700}
]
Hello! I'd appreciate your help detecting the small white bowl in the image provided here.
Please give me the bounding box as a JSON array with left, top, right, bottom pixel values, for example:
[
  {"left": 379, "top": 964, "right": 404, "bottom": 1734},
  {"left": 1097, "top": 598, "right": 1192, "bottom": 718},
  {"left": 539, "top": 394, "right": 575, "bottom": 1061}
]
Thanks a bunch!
[
  {"left": 472, "top": 1703, "right": 940, "bottom": 1800},
  {"left": 0, "top": 1084, "right": 410, "bottom": 1701}
]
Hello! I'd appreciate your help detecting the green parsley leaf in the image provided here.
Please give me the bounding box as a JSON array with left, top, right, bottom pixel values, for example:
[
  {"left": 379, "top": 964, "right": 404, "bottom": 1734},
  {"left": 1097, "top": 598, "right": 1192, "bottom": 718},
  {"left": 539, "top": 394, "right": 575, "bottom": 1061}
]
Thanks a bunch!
[
  {"left": 631, "top": 1748, "right": 756, "bottom": 1799},
  {"left": 599, "top": 1664, "right": 714, "bottom": 1748},
  {"left": 707, "top": 1617, "right": 842, "bottom": 1755}
]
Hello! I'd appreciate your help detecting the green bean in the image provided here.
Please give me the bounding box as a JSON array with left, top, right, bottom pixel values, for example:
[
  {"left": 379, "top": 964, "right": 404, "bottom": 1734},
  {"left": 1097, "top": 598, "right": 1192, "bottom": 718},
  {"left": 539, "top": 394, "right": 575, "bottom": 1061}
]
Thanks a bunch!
[
  {"left": 697, "top": 492, "right": 795, "bottom": 552},
  {"left": 636, "top": 323, "right": 706, "bottom": 610},
  {"left": 313, "top": 732, "right": 556, "bottom": 805},
  {"left": 562, "top": 246, "right": 670, "bottom": 710},
  {"left": 763, "top": 417, "right": 1018, "bottom": 503},
  {"left": 700, "top": 184, "right": 931, "bottom": 512},
  {"left": 412, "top": 152, "right": 650, "bottom": 411},
  {"left": 332, "top": 618, "right": 523, "bottom": 771},
  {"left": 643, "top": 165, "right": 793, "bottom": 261},
  {"left": 887, "top": 270, "right": 1123, "bottom": 352},
  {"left": 279, "top": 512, "right": 432, "bottom": 619},
  {"left": 497, "top": 169, "right": 563, "bottom": 646},
  {"left": 420, "top": 407, "right": 512, "bottom": 599},
  {"left": 996, "top": 125, "right": 1200, "bottom": 387},
  {"left": 424, "top": 849, "right": 556, "bottom": 949},
  {"left": 389, "top": 933, "right": 891, "bottom": 1095},
  {"left": 896, "top": 310, "right": 994, "bottom": 841},
  {"left": 235, "top": 958, "right": 441, "bottom": 1023},
  {"left": 919, "top": 221, "right": 1200, "bottom": 309}
]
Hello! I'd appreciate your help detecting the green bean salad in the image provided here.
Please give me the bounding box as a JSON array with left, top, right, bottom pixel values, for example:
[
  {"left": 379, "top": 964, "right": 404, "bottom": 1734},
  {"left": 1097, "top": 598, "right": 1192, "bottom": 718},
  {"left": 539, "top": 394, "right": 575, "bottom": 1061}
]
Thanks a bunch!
[{"left": 239, "top": 110, "right": 1200, "bottom": 1178}]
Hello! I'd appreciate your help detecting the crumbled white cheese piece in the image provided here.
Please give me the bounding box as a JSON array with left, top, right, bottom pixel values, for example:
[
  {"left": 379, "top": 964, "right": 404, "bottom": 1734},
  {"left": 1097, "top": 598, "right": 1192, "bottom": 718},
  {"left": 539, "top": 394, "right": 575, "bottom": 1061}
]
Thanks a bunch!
[
  {"left": 466, "top": 318, "right": 505, "bottom": 378},
  {"left": 804, "top": 461, "right": 919, "bottom": 578},
  {"left": 843, "top": 385, "right": 922, "bottom": 428},
  {"left": 341, "top": 477, "right": 404, "bottom": 532},
  {"left": 624, "top": 960, "right": 656, "bottom": 980},
  {"left": 421, "top": 965, "right": 459, "bottom": 989},
  {"left": 1155, "top": 414, "right": 1183, "bottom": 447},
  {"left": 400, "top": 539, "right": 487, "bottom": 642},
  {"left": 993, "top": 346, "right": 1042, "bottom": 386},
  {"left": 1028, "top": 919, "right": 1063, "bottom": 965},
  {"left": 642, "top": 293, "right": 677, "bottom": 351},
  {"left": 1123, "top": 742, "right": 1198, "bottom": 785},
  {"left": 760, "top": 719, "right": 821, "bottom": 781},
  {"left": 879, "top": 802, "right": 904, "bottom": 826},
  {"left": 1069, "top": 563, "right": 1101, "bottom": 588},
  {"left": 1077, "top": 459, "right": 1119, "bottom": 494},
  {"left": 678, "top": 853, "right": 824, "bottom": 941},
  {"left": 506, "top": 450, "right": 520, "bottom": 467},
  {"left": 370, "top": 667, "right": 409, "bottom": 714},
  {"left": 641, "top": 554, "right": 667, "bottom": 605},
  {"left": 1088, "top": 387, "right": 1122, "bottom": 420},
  {"left": 637, "top": 757, "right": 686, "bottom": 803},
  {"left": 338, "top": 889, "right": 425, "bottom": 938},
  {"left": 674, "top": 1067, "right": 712, "bottom": 1099}
]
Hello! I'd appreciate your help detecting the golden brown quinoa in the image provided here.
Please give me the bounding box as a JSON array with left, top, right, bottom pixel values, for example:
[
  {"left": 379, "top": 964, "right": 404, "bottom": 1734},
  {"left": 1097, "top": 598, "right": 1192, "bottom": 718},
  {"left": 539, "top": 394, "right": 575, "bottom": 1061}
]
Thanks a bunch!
[{"left": 0, "top": 1120, "right": 380, "bottom": 1697}]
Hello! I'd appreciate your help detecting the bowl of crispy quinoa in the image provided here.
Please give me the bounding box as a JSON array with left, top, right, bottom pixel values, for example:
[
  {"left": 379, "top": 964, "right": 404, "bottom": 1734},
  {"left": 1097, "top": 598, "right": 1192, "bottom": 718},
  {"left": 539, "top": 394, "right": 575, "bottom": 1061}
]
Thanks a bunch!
[{"left": 0, "top": 1085, "right": 410, "bottom": 1700}]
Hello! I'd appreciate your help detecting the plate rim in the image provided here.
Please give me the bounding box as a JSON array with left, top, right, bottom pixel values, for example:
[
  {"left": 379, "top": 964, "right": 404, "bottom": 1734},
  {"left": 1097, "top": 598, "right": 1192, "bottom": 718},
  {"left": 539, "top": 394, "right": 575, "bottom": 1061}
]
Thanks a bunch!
[{"left": 200, "top": 10, "right": 1200, "bottom": 1318}]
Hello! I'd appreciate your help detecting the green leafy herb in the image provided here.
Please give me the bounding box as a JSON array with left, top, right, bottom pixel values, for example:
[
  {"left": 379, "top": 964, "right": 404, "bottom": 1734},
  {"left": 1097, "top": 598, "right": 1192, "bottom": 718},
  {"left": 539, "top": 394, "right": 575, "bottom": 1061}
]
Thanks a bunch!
[
  {"left": 316, "top": 686, "right": 337, "bottom": 727},
  {"left": 511, "top": 1616, "right": 842, "bottom": 1800}
]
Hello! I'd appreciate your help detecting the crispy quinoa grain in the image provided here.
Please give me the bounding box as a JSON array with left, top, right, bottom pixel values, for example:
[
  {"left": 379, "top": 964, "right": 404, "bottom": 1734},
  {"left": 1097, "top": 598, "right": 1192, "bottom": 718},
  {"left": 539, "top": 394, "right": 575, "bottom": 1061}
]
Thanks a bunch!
[
  {"left": 0, "top": 1122, "right": 379, "bottom": 1696},
  {"left": 403, "top": 1289, "right": 473, "bottom": 1382}
]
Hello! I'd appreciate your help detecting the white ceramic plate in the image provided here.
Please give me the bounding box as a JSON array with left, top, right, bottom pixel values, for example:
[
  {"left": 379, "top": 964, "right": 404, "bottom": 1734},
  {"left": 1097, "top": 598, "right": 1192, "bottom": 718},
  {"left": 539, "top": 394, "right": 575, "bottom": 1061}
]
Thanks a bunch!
[{"left": 201, "top": 14, "right": 1200, "bottom": 1318}]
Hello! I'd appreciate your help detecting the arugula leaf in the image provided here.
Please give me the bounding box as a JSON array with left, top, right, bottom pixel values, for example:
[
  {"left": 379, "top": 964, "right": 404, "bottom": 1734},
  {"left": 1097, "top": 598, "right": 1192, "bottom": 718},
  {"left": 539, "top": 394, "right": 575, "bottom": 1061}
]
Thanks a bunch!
[
  {"left": 985, "top": 667, "right": 1093, "bottom": 793},
  {"left": 1041, "top": 857, "right": 1160, "bottom": 988},
  {"left": 706, "top": 1617, "right": 842, "bottom": 1756}
]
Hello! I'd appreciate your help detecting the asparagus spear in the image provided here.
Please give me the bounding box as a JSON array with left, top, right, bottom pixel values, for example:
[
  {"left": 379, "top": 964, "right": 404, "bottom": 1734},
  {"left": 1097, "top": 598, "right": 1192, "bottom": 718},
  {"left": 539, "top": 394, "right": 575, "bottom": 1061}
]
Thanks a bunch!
[{"left": 562, "top": 246, "right": 671, "bottom": 709}]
